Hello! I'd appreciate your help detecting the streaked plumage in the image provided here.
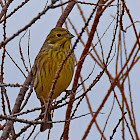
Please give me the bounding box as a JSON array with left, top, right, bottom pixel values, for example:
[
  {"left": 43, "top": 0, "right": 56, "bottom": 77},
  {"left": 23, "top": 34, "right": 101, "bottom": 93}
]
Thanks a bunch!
[{"left": 32, "top": 27, "right": 74, "bottom": 131}]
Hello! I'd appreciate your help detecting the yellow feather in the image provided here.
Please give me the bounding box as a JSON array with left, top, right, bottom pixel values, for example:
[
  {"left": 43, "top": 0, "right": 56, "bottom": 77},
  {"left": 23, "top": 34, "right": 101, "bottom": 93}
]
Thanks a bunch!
[{"left": 32, "top": 27, "right": 74, "bottom": 131}]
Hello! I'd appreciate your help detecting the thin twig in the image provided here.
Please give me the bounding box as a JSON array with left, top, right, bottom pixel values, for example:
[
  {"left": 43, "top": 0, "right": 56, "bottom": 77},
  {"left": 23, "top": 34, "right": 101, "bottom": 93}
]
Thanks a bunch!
[
  {"left": 110, "top": 112, "right": 127, "bottom": 140},
  {"left": 19, "top": 30, "right": 29, "bottom": 73}
]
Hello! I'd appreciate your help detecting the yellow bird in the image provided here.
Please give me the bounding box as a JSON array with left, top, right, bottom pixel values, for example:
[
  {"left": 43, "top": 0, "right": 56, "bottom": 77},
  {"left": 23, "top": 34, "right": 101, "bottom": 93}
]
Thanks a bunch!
[{"left": 32, "top": 27, "right": 74, "bottom": 132}]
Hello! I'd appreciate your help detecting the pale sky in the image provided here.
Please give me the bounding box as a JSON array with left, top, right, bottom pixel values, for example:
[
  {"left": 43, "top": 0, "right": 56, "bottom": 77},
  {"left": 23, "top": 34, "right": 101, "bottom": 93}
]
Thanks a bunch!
[{"left": 0, "top": 0, "right": 140, "bottom": 140}]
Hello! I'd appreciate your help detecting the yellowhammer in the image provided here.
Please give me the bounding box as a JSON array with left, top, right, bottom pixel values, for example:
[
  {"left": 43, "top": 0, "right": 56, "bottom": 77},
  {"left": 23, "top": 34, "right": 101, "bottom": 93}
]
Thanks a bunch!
[{"left": 32, "top": 27, "right": 74, "bottom": 132}]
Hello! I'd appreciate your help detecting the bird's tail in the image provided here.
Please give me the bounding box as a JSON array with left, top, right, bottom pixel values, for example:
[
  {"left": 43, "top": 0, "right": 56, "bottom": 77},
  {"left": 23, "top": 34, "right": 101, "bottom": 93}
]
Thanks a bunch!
[
  {"left": 39, "top": 99, "right": 53, "bottom": 132},
  {"left": 40, "top": 111, "right": 53, "bottom": 132}
]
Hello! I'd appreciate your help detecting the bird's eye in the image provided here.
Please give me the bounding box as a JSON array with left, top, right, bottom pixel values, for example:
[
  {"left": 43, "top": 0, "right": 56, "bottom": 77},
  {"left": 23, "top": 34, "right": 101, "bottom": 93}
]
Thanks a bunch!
[{"left": 57, "top": 34, "right": 61, "bottom": 37}]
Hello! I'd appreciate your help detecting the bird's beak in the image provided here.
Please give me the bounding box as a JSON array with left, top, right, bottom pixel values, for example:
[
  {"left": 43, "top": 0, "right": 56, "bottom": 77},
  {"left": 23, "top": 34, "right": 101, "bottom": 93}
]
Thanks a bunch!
[{"left": 65, "top": 33, "right": 75, "bottom": 39}]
